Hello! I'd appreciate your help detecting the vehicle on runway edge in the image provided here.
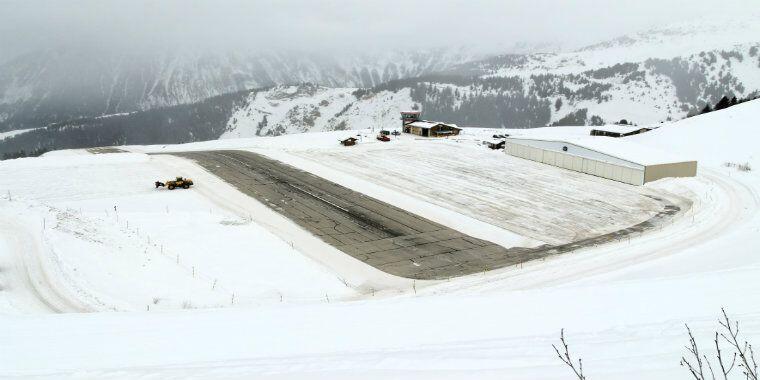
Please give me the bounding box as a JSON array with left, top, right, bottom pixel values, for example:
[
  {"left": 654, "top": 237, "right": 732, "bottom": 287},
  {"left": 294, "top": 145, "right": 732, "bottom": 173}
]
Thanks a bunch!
[{"left": 155, "top": 176, "right": 194, "bottom": 190}]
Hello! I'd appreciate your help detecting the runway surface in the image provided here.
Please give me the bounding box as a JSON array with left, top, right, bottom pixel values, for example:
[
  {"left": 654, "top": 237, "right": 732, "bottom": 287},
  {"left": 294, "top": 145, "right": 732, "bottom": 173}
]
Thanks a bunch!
[{"left": 172, "top": 150, "right": 680, "bottom": 280}]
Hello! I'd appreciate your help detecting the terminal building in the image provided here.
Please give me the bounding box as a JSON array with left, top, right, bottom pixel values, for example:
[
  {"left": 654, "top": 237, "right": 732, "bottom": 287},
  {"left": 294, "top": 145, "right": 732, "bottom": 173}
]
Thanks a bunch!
[
  {"left": 400, "top": 111, "right": 461, "bottom": 137},
  {"left": 504, "top": 137, "right": 697, "bottom": 185}
]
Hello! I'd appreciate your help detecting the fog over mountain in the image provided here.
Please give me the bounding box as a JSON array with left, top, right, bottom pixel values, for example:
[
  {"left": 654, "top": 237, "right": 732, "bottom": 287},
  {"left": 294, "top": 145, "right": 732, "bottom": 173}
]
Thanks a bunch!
[
  {"left": 1, "top": 0, "right": 757, "bottom": 61},
  {"left": 1, "top": 0, "right": 759, "bottom": 157}
]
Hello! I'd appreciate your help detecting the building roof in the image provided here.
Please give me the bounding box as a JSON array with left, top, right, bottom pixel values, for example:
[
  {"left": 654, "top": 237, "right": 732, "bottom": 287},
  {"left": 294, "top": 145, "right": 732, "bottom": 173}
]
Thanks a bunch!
[
  {"left": 408, "top": 120, "right": 460, "bottom": 129},
  {"left": 506, "top": 136, "right": 696, "bottom": 166},
  {"left": 590, "top": 125, "right": 651, "bottom": 135}
]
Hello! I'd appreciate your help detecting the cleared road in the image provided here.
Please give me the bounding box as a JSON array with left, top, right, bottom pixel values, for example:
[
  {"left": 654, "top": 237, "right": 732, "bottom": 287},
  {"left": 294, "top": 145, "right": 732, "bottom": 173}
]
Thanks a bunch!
[{"left": 172, "top": 150, "right": 680, "bottom": 280}]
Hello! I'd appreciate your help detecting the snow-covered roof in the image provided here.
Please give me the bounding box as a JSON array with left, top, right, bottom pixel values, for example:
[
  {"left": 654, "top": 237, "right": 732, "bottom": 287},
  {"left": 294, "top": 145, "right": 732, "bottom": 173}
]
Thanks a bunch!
[
  {"left": 408, "top": 120, "right": 460, "bottom": 129},
  {"left": 590, "top": 125, "right": 651, "bottom": 134},
  {"left": 507, "top": 136, "right": 696, "bottom": 166}
]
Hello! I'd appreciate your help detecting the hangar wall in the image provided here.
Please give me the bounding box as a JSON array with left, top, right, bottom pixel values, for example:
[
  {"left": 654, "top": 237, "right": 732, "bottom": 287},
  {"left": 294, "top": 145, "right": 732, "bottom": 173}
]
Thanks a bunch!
[
  {"left": 644, "top": 161, "right": 698, "bottom": 183},
  {"left": 505, "top": 141, "right": 646, "bottom": 185}
]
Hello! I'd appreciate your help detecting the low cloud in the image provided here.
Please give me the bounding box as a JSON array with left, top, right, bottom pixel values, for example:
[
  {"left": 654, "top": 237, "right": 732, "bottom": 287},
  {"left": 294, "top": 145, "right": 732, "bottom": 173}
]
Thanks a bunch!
[{"left": 0, "top": 0, "right": 757, "bottom": 61}]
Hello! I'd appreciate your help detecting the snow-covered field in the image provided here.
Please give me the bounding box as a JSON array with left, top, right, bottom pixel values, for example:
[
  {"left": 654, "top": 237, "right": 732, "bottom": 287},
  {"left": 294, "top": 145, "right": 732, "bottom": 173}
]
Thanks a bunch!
[
  {"left": 276, "top": 137, "right": 678, "bottom": 245},
  {"left": 0, "top": 153, "right": 388, "bottom": 314},
  {"left": 1, "top": 100, "right": 760, "bottom": 379}
]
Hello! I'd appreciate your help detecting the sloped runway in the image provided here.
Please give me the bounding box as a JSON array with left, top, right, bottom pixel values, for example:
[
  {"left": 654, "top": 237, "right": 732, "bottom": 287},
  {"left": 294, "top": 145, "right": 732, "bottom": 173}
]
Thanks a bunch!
[{"left": 172, "top": 150, "right": 681, "bottom": 280}]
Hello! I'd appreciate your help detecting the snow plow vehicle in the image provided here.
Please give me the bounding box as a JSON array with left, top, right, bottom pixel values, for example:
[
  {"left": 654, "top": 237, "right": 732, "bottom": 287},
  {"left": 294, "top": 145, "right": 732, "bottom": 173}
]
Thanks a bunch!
[
  {"left": 376, "top": 134, "right": 390, "bottom": 142},
  {"left": 155, "top": 176, "right": 194, "bottom": 190}
]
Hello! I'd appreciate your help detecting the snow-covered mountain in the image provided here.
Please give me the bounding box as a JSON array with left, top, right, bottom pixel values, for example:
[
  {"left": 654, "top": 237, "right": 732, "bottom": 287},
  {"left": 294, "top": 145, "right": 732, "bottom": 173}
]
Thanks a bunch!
[
  {"left": 0, "top": 47, "right": 479, "bottom": 131},
  {"left": 223, "top": 84, "right": 413, "bottom": 138},
  {"left": 226, "top": 16, "right": 760, "bottom": 135},
  {"left": 3, "top": 15, "right": 760, "bottom": 157}
]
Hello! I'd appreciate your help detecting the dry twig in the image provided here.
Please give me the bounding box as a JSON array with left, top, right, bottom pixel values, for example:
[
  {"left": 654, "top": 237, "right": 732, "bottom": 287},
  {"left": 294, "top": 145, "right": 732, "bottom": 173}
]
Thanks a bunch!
[{"left": 553, "top": 328, "right": 586, "bottom": 380}]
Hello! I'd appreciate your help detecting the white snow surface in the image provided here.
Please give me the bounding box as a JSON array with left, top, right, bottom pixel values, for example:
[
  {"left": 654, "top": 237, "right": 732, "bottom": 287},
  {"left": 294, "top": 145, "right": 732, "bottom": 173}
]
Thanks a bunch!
[
  {"left": 0, "top": 127, "right": 39, "bottom": 141},
  {"left": 2, "top": 100, "right": 760, "bottom": 378},
  {"left": 222, "top": 85, "right": 414, "bottom": 138},
  {"left": 507, "top": 133, "right": 696, "bottom": 166}
]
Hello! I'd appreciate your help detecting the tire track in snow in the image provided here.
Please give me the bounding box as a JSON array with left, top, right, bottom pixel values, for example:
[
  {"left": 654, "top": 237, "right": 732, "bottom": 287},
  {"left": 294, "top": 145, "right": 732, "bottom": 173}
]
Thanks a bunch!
[
  {"left": 424, "top": 169, "right": 757, "bottom": 293},
  {"left": 0, "top": 213, "right": 89, "bottom": 314}
]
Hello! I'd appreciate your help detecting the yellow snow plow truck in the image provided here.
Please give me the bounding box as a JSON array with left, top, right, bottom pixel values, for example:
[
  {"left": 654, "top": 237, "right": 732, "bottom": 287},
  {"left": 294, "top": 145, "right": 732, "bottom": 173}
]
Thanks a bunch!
[{"left": 155, "top": 177, "right": 194, "bottom": 190}]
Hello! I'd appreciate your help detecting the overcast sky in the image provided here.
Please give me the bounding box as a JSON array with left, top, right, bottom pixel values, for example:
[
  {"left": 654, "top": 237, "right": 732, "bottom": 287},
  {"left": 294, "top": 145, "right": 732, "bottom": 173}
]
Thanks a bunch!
[{"left": 0, "top": 0, "right": 757, "bottom": 61}]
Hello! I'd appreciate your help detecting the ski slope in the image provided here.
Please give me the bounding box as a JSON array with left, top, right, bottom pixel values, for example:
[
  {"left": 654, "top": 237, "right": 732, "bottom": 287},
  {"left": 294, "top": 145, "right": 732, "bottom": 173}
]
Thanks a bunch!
[{"left": 1, "top": 101, "right": 760, "bottom": 379}]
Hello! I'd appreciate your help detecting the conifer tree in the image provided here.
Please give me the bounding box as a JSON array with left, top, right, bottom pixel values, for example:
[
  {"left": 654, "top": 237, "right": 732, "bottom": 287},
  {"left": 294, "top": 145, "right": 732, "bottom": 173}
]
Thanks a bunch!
[{"left": 714, "top": 96, "right": 731, "bottom": 110}]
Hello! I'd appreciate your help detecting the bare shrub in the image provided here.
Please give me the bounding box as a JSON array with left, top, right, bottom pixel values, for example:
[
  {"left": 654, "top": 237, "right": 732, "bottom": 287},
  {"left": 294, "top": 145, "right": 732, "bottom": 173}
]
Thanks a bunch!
[
  {"left": 553, "top": 328, "right": 586, "bottom": 379},
  {"left": 724, "top": 162, "right": 752, "bottom": 172},
  {"left": 681, "top": 308, "right": 757, "bottom": 380}
]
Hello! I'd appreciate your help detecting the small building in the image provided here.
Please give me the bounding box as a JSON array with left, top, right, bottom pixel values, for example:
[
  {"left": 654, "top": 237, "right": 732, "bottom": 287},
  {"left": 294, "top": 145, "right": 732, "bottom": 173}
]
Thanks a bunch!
[
  {"left": 590, "top": 125, "right": 652, "bottom": 138},
  {"left": 504, "top": 137, "right": 697, "bottom": 185},
  {"left": 487, "top": 140, "right": 506, "bottom": 150},
  {"left": 340, "top": 137, "right": 358, "bottom": 146},
  {"left": 399, "top": 111, "right": 461, "bottom": 138},
  {"left": 404, "top": 120, "right": 462, "bottom": 137}
]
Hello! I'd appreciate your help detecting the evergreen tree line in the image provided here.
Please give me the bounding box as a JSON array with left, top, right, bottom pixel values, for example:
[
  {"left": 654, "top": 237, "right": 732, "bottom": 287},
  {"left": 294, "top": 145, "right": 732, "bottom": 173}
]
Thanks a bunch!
[
  {"left": 0, "top": 89, "right": 251, "bottom": 160},
  {"left": 688, "top": 93, "right": 760, "bottom": 117}
]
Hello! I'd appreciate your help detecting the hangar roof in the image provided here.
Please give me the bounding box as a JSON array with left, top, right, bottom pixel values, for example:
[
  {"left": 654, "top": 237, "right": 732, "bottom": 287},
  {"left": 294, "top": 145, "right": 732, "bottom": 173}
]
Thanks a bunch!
[{"left": 506, "top": 136, "right": 696, "bottom": 167}]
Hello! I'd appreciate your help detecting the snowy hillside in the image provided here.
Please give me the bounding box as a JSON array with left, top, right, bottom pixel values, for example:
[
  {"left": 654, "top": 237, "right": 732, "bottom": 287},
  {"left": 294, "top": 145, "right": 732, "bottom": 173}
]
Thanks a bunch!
[
  {"left": 339, "top": 15, "right": 760, "bottom": 128},
  {"left": 3, "top": 16, "right": 760, "bottom": 157},
  {"left": 223, "top": 84, "right": 414, "bottom": 138},
  {"left": 0, "top": 47, "right": 478, "bottom": 131},
  {"left": 2, "top": 95, "right": 760, "bottom": 378},
  {"left": 574, "top": 14, "right": 760, "bottom": 67},
  {"left": 221, "top": 16, "right": 760, "bottom": 136}
]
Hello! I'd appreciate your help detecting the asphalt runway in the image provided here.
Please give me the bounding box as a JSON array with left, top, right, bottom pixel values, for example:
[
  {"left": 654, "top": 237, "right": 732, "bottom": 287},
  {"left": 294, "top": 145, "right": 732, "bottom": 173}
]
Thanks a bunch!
[{"left": 170, "top": 150, "right": 681, "bottom": 280}]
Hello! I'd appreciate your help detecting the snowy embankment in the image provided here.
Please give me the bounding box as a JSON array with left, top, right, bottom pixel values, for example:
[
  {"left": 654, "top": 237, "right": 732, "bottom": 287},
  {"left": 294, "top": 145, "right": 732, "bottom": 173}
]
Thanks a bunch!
[
  {"left": 1, "top": 101, "right": 760, "bottom": 378},
  {"left": 0, "top": 153, "right": 401, "bottom": 315}
]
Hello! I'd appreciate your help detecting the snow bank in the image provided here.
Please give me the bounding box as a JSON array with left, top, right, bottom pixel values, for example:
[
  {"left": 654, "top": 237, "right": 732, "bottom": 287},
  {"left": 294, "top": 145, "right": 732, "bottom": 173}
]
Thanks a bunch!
[
  {"left": 0, "top": 152, "right": 366, "bottom": 314},
  {"left": 630, "top": 99, "right": 760, "bottom": 168}
]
